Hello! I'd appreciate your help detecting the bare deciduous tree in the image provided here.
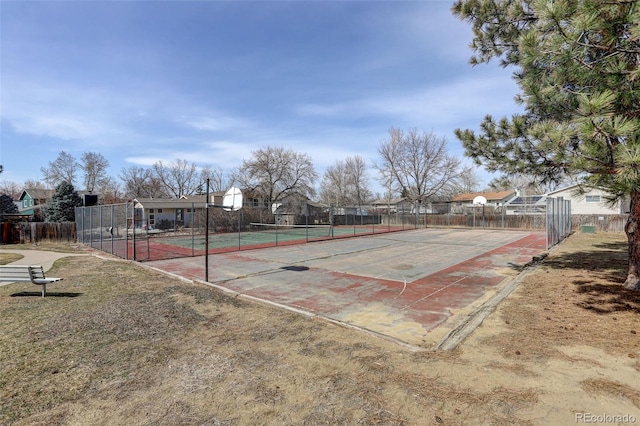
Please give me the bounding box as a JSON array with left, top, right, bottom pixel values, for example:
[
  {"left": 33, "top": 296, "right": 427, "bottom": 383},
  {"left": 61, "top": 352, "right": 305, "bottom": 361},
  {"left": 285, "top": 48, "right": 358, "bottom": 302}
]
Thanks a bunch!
[
  {"left": 119, "top": 166, "right": 167, "bottom": 199},
  {"left": 345, "top": 155, "right": 372, "bottom": 206},
  {"left": 448, "top": 165, "right": 480, "bottom": 196},
  {"left": 96, "top": 177, "right": 124, "bottom": 204},
  {"left": 237, "top": 146, "right": 317, "bottom": 204},
  {"left": 320, "top": 155, "right": 372, "bottom": 206},
  {"left": 151, "top": 159, "right": 200, "bottom": 198},
  {"left": 0, "top": 180, "right": 22, "bottom": 199},
  {"left": 320, "top": 161, "right": 349, "bottom": 206},
  {"left": 200, "top": 166, "right": 232, "bottom": 193},
  {"left": 376, "top": 127, "right": 462, "bottom": 203},
  {"left": 23, "top": 179, "right": 46, "bottom": 190},
  {"left": 41, "top": 151, "right": 80, "bottom": 188},
  {"left": 81, "top": 152, "right": 110, "bottom": 193}
]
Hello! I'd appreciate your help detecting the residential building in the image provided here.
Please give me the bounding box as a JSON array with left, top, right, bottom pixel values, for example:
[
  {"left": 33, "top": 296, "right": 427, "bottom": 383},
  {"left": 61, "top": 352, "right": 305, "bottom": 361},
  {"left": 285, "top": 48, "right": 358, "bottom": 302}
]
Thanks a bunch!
[
  {"left": 449, "top": 190, "right": 517, "bottom": 214},
  {"left": 546, "top": 185, "right": 629, "bottom": 215},
  {"left": 18, "top": 188, "right": 54, "bottom": 218}
]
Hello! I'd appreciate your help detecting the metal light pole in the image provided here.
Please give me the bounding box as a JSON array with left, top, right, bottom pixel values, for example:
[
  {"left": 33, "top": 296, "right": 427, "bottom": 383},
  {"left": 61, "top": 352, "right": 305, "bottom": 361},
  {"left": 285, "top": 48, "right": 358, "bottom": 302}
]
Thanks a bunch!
[{"left": 205, "top": 179, "right": 210, "bottom": 282}]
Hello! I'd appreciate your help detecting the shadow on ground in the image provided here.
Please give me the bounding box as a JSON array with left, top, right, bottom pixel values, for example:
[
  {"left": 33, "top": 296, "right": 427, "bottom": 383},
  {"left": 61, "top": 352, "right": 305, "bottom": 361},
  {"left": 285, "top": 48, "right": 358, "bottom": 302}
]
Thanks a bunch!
[
  {"left": 10, "top": 292, "right": 83, "bottom": 298},
  {"left": 541, "top": 240, "right": 640, "bottom": 314}
]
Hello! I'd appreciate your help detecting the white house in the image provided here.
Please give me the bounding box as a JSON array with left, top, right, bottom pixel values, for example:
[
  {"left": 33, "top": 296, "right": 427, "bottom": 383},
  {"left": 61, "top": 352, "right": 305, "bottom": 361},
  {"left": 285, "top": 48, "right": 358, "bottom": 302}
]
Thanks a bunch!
[{"left": 546, "top": 185, "right": 629, "bottom": 215}]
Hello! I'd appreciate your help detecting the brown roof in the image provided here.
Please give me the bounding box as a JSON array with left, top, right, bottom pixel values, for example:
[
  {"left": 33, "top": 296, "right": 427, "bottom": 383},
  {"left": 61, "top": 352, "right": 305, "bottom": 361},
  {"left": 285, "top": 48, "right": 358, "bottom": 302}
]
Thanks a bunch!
[
  {"left": 371, "top": 197, "right": 407, "bottom": 205},
  {"left": 450, "top": 190, "right": 516, "bottom": 202},
  {"left": 20, "top": 188, "right": 54, "bottom": 201}
]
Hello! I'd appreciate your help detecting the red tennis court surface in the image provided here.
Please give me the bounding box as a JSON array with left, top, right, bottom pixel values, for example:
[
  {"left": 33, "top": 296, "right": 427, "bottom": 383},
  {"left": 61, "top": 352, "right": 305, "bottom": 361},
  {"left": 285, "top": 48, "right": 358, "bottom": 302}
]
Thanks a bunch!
[{"left": 146, "top": 228, "right": 547, "bottom": 347}]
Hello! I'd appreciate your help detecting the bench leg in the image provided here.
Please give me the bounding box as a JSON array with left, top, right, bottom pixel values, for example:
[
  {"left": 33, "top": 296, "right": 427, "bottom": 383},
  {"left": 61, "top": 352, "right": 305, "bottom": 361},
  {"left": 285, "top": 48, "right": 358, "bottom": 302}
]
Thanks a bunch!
[{"left": 41, "top": 284, "right": 46, "bottom": 298}]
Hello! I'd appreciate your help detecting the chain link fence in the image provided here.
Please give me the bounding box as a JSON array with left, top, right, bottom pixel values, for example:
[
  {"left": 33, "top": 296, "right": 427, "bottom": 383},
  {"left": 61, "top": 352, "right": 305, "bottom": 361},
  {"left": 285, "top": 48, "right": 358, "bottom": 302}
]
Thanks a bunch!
[{"left": 76, "top": 195, "right": 573, "bottom": 261}]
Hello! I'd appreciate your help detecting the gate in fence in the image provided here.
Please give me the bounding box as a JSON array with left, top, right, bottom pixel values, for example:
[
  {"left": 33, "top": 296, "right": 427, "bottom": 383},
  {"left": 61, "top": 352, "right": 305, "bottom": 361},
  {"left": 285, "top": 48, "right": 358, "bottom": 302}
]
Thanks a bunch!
[{"left": 546, "top": 196, "right": 572, "bottom": 249}]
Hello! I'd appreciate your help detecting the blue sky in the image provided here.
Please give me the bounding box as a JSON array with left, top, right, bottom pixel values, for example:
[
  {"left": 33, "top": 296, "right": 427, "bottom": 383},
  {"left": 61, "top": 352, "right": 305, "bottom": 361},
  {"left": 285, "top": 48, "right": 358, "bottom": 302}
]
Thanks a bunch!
[{"left": 1, "top": 0, "right": 521, "bottom": 195}]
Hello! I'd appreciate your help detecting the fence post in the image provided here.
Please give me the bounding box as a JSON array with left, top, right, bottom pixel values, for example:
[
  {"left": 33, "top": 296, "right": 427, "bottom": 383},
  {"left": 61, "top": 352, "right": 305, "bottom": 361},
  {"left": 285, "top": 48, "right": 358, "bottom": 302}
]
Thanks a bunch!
[
  {"left": 130, "top": 202, "right": 135, "bottom": 261},
  {"left": 545, "top": 197, "right": 550, "bottom": 249},
  {"left": 110, "top": 205, "right": 114, "bottom": 255},
  {"left": 98, "top": 205, "right": 103, "bottom": 251},
  {"left": 89, "top": 206, "right": 93, "bottom": 248}
]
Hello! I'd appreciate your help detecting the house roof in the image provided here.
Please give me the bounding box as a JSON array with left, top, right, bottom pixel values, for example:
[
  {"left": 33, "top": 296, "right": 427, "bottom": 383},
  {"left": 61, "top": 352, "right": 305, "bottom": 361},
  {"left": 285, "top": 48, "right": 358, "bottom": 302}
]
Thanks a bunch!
[
  {"left": 133, "top": 193, "right": 228, "bottom": 209},
  {"left": 544, "top": 184, "right": 611, "bottom": 197},
  {"left": 19, "top": 188, "right": 95, "bottom": 201},
  {"left": 134, "top": 198, "right": 205, "bottom": 209},
  {"left": 450, "top": 190, "right": 516, "bottom": 202},
  {"left": 19, "top": 188, "right": 54, "bottom": 201},
  {"left": 507, "top": 195, "right": 546, "bottom": 205},
  {"left": 371, "top": 197, "right": 407, "bottom": 205}
]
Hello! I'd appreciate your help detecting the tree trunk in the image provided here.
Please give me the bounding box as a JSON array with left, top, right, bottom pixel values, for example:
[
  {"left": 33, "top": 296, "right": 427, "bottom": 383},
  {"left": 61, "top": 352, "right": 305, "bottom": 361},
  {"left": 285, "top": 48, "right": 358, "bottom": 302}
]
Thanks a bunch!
[{"left": 624, "top": 190, "right": 640, "bottom": 290}]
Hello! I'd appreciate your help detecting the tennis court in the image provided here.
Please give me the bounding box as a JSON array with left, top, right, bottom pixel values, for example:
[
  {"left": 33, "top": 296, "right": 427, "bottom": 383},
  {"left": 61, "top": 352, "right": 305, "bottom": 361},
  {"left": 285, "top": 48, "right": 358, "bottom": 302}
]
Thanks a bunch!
[
  {"left": 147, "top": 228, "right": 546, "bottom": 347},
  {"left": 114, "top": 223, "right": 409, "bottom": 261}
]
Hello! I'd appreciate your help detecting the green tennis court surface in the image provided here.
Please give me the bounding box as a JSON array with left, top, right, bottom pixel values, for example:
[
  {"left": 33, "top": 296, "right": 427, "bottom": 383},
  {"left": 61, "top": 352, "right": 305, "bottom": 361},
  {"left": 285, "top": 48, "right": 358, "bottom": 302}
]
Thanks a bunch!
[{"left": 147, "top": 224, "right": 406, "bottom": 251}]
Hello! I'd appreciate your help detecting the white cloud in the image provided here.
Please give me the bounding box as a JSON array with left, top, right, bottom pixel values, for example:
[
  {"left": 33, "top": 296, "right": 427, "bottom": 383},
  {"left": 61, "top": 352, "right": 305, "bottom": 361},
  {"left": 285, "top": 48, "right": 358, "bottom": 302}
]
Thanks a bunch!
[
  {"left": 122, "top": 140, "right": 256, "bottom": 171},
  {"left": 2, "top": 78, "right": 139, "bottom": 145},
  {"left": 123, "top": 156, "right": 160, "bottom": 167},
  {"left": 178, "top": 114, "right": 250, "bottom": 132},
  {"left": 295, "top": 69, "right": 520, "bottom": 127}
]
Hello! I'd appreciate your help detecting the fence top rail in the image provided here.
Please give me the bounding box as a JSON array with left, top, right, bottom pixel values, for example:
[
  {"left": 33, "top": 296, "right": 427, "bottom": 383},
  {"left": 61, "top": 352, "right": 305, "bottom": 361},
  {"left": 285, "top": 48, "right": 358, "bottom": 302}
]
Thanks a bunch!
[{"left": 76, "top": 202, "right": 131, "bottom": 209}]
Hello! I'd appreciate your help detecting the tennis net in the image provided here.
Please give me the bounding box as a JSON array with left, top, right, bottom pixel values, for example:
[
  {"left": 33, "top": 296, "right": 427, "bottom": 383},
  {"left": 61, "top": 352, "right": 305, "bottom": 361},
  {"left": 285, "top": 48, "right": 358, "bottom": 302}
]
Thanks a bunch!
[{"left": 248, "top": 223, "right": 333, "bottom": 240}]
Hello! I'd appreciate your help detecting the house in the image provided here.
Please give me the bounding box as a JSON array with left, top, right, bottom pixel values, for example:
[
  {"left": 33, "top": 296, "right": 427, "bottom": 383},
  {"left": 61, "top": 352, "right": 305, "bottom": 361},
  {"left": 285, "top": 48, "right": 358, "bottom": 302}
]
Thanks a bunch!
[
  {"left": 271, "top": 193, "right": 325, "bottom": 225},
  {"left": 18, "top": 188, "right": 54, "bottom": 218},
  {"left": 132, "top": 193, "right": 220, "bottom": 229},
  {"left": 18, "top": 187, "right": 99, "bottom": 220},
  {"left": 371, "top": 197, "right": 403, "bottom": 214},
  {"left": 132, "top": 189, "right": 266, "bottom": 229},
  {"left": 546, "top": 185, "right": 629, "bottom": 215},
  {"left": 370, "top": 197, "right": 420, "bottom": 214},
  {"left": 449, "top": 190, "right": 517, "bottom": 214}
]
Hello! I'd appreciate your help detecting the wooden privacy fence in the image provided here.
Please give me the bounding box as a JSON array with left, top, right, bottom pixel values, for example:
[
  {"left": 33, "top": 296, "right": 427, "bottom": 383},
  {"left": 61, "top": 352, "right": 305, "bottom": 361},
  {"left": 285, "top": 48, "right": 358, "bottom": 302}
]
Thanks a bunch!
[
  {"left": 423, "top": 214, "right": 547, "bottom": 230},
  {"left": 0, "top": 222, "right": 76, "bottom": 244},
  {"left": 571, "top": 214, "right": 628, "bottom": 232}
]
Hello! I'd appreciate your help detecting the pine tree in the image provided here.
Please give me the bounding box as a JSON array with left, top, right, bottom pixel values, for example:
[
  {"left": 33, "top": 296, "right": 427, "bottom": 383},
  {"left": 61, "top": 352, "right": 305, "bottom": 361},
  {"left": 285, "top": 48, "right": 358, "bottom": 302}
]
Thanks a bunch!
[
  {"left": 0, "top": 194, "right": 19, "bottom": 215},
  {"left": 45, "top": 181, "right": 83, "bottom": 222},
  {"left": 453, "top": 0, "right": 640, "bottom": 290}
]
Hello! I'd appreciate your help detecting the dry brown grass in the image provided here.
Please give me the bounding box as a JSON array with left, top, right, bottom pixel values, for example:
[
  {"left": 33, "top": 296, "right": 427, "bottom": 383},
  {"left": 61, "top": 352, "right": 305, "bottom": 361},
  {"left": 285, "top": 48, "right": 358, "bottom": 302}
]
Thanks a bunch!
[
  {"left": 581, "top": 379, "right": 640, "bottom": 408},
  {"left": 1, "top": 232, "right": 639, "bottom": 425},
  {"left": 0, "top": 253, "right": 23, "bottom": 265},
  {"left": 486, "top": 233, "right": 640, "bottom": 362}
]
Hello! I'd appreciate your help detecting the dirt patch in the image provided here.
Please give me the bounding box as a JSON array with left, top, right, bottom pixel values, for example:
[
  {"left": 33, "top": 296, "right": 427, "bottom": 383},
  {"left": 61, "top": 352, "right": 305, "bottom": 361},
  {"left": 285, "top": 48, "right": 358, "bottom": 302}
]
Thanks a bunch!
[{"left": 1, "top": 232, "right": 639, "bottom": 424}]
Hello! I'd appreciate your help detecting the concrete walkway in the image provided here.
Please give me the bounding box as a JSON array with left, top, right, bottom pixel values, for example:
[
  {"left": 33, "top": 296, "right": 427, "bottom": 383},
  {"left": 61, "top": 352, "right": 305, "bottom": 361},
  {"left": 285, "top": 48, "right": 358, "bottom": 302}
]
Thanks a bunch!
[{"left": 0, "top": 248, "right": 87, "bottom": 285}]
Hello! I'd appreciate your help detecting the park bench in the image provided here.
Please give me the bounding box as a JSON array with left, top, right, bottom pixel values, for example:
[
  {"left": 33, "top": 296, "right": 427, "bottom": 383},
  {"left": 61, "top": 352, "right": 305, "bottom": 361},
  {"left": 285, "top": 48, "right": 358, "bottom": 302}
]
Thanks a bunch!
[{"left": 0, "top": 265, "right": 63, "bottom": 297}]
